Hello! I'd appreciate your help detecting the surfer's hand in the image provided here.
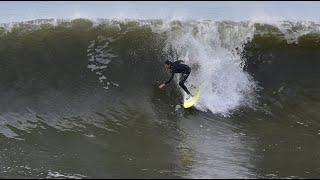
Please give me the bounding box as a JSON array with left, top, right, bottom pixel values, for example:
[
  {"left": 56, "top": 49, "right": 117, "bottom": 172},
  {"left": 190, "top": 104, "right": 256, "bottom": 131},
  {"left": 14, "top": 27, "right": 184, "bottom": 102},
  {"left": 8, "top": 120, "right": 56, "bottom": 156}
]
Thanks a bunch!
[{"left": 159, "top": 83, "right": 166, "bottom": 89}]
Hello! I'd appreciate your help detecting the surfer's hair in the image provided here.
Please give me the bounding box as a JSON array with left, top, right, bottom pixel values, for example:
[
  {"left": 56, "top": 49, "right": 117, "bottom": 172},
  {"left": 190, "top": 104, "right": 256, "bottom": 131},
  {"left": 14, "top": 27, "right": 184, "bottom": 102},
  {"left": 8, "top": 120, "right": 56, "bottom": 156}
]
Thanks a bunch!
[{"left": 165, "top": 60, "right": 173, "bottom": 65}]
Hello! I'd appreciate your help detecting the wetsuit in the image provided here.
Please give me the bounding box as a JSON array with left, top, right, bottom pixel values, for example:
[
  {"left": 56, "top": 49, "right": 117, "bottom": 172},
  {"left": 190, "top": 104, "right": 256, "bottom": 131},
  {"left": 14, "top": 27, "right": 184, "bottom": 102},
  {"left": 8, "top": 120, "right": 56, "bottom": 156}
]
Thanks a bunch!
[{"left": 165, "top": 60, "right": 192, "bottom": 95}]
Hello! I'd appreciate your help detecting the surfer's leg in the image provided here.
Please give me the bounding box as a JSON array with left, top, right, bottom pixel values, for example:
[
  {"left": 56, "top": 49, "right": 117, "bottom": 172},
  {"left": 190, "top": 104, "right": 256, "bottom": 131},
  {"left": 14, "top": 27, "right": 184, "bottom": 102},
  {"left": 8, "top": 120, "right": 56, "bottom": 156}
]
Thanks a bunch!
[{"left": 179, "top": 73, "right": 192, "bottom": 95}]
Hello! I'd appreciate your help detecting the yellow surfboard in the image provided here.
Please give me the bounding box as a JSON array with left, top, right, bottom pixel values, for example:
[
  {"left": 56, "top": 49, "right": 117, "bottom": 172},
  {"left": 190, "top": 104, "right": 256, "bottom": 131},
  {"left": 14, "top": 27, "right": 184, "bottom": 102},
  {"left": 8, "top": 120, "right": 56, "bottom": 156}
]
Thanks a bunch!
[{"left": 183, "top": 86, "right": 201, "bottom": 109}]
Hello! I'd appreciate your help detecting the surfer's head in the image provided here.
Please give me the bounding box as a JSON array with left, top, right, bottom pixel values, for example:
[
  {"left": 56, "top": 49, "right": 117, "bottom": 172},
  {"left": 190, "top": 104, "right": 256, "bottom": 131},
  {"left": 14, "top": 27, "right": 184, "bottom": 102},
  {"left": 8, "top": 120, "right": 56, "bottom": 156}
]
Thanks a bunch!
[{"left": 164, "top": 60, "right": 173, "bottom": 69}]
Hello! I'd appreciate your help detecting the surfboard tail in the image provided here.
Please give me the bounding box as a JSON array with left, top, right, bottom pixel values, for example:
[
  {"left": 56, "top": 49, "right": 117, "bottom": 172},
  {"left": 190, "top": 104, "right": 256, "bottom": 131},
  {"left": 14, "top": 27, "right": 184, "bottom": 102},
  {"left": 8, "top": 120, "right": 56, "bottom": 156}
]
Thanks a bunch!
[{"left": 183, "top": 87, "right": 201, "bottom": 108}]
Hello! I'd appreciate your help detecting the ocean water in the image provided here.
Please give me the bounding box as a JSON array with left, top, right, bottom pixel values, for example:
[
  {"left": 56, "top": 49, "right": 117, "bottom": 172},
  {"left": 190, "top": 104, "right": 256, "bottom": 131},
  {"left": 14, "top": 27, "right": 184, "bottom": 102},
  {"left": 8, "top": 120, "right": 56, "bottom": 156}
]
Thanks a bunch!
[{"left": 0, "top": 2, "right": 319, "bottom": 178}]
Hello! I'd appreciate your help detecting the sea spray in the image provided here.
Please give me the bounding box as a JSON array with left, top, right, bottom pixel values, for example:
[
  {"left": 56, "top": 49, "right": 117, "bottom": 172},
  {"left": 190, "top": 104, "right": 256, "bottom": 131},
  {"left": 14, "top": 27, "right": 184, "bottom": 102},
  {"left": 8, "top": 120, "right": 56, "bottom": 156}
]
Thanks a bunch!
[{"left": 152, "top": 20, "right": 258, "bottom": 115}]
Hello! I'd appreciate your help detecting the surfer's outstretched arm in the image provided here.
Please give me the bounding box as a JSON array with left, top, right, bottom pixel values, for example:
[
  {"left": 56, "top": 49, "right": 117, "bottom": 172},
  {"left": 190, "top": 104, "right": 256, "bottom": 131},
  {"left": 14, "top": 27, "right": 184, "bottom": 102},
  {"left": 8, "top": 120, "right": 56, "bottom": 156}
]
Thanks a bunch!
[
  {"left": 165, "top": 73, "right": 174, "bottom": 85},
  {"left": 159, "top": 73, "right": 174, "bottom": 89}
]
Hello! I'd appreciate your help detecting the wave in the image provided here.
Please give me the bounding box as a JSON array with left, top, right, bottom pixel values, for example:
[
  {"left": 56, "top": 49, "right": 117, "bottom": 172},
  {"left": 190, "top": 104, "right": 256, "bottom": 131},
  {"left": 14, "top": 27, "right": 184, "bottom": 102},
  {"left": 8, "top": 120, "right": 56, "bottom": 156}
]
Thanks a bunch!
[{"left": 0, "top": 18, "right": 319, "bottom": 118}]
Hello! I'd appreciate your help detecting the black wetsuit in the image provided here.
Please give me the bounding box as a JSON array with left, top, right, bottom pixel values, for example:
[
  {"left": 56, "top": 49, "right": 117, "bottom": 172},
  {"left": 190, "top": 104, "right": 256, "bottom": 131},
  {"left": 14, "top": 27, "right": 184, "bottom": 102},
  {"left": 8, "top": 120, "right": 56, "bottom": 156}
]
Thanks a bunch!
[{"left": 165, "top": 60, "right": 192, "bottom": 95}]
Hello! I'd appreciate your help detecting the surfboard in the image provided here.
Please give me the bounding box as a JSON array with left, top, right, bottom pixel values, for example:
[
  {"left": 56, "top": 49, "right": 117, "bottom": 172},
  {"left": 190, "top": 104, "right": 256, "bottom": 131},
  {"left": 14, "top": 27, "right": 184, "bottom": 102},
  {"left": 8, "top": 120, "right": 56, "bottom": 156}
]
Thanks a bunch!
[{"left": 183, "top": 86, "right": 201, "bottom": 109}]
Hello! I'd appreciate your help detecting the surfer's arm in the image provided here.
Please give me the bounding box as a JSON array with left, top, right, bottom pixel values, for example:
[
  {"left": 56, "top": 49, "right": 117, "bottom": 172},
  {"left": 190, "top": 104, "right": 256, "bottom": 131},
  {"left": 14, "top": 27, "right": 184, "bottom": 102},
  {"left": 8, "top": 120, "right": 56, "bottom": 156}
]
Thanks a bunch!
[{"left": 165, "top": 73, "right": 174, "bottom": 85}]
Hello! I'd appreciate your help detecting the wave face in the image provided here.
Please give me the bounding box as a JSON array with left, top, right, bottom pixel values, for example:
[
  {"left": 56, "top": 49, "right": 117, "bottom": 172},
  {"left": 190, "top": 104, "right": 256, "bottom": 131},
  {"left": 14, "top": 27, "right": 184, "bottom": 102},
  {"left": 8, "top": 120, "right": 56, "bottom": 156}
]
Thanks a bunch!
[{"left": 0, "top": 18, "right": 320, "bottom": 178}]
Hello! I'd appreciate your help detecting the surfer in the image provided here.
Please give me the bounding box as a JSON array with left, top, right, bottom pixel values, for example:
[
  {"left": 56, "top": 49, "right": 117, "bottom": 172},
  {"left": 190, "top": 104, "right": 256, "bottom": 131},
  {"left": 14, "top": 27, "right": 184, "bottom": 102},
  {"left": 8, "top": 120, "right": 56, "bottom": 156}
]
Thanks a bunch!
[{"left": 159, "top": 60, "right": 193, "bottom": 98}]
